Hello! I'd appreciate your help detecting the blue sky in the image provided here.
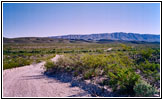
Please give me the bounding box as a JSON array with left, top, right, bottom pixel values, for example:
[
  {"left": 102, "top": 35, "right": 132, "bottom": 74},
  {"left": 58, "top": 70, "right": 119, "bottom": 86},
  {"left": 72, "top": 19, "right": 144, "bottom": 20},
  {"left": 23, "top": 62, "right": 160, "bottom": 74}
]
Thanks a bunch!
[{"left": 3, "top": 3, "right": 160, "bottom": 38}]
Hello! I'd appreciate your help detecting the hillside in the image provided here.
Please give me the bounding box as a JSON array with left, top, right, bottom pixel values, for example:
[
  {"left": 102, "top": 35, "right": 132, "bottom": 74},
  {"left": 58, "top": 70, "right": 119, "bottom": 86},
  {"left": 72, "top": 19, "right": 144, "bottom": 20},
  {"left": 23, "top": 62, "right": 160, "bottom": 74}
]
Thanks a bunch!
[
  {"left": 3, "top": 37, "right": 70, "bottom": 44},
  {"left": 50, "top": 32, "right": 160, "bottom": 42},
  {"left": 3, "top": 37, "right": 160, "bottom": 44}
]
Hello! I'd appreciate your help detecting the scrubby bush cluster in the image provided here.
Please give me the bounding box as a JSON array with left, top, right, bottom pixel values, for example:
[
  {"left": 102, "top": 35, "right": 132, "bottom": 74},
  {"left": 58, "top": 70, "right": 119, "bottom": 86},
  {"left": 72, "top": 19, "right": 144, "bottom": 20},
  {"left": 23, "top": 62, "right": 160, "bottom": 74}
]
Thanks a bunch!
[
  {"left": 45, "top": 51, "right": 159, "bottom": 96},
  {"left": 131, "top": 48, "right": 160, "bottom": 88},
  {"left": 134, "top": 80, "right": 158, "bottom": 97},
  {"left": 3, "top": 57, "right": 31, "bottom": 69},
  {"left": 3, "top": 46, "right": 56, "bottom": 69},
  {"left": 3, "top": 54, "right": 56, "bottom": 69}
]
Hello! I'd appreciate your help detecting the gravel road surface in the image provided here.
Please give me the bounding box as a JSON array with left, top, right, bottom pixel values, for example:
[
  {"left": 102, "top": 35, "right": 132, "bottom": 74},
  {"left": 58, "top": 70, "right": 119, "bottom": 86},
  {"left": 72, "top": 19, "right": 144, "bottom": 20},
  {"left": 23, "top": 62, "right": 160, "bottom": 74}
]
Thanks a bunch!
[{"left": 3, "top": 55, "right": 91, "bottom": 97}]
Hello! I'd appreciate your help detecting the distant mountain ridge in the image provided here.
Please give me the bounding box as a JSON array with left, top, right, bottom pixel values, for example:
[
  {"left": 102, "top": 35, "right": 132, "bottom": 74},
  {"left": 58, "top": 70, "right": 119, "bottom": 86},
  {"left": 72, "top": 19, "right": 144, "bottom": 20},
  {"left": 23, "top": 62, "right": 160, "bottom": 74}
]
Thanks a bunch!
[
  {"left": 3, "top": 37, "right": 70, "bottom": 44},
  {"left": 50, "top": 32, "right": 160, "bottom": 42}
]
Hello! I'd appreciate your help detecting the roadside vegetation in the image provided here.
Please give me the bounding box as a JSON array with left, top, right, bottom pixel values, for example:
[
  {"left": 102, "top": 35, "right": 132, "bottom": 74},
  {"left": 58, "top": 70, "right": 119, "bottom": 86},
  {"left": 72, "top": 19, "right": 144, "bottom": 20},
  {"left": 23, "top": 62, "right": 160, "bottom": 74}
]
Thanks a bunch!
[
  {"left": 44, "top": 43, "right": 160, "bottom": 97},
  {"left": 3, "top": 44, "right": 56, "bottom": 69}
]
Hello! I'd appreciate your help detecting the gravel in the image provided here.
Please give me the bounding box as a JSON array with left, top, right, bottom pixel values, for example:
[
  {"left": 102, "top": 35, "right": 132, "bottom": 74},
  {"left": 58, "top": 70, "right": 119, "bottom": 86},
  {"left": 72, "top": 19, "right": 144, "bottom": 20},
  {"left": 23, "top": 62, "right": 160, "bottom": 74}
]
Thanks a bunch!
[{"left": 3, "top": 55, "right": 91, "bottom": 97}]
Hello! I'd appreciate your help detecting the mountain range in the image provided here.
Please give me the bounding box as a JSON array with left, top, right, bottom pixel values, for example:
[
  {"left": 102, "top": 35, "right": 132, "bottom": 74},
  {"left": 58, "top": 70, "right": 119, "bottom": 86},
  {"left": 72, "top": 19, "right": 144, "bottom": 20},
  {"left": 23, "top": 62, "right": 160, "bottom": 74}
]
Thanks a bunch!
[{"left": 50, "top": 32, "right": 160, "bottom": 42}]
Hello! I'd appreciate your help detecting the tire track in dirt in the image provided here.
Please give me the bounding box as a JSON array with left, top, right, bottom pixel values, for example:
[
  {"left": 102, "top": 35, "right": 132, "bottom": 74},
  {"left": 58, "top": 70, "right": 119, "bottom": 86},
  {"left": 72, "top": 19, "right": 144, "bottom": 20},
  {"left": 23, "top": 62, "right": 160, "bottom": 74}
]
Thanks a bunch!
[{"left": 3, "top": 55, "right": 91, "bottom": 97}]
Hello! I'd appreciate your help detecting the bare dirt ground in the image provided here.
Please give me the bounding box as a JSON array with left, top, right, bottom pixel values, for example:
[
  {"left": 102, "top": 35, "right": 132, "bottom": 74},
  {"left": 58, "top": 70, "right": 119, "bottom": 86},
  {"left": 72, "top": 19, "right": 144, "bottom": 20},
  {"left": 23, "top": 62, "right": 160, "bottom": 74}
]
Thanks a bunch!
[{"left": 3, "top": 55, "right": 92, "bottom": 97}]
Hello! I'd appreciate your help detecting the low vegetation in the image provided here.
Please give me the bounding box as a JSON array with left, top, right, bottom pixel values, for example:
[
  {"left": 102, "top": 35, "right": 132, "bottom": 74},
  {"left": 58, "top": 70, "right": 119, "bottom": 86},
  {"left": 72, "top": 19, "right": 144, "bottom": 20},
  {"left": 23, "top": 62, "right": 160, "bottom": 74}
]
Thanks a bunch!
[
  {"left": 44, "top": 43, "right": 160, "bottom": 97},
  {"left": 3, "top": 44, "right": 56, "bottom": 69},
  {"left": 134, "top": 80, "right": 158, "bottom": 97},
  {"left": 3, "top": 37, "right": 160, "bottom": 97}
]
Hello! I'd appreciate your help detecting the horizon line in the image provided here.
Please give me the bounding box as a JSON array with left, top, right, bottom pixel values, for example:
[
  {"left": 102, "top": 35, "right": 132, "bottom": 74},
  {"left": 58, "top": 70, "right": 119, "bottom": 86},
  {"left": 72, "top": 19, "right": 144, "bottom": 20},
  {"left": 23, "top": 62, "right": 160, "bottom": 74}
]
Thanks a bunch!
[{"left": 3, "top": 32, "right": 160, "bottom": 38}]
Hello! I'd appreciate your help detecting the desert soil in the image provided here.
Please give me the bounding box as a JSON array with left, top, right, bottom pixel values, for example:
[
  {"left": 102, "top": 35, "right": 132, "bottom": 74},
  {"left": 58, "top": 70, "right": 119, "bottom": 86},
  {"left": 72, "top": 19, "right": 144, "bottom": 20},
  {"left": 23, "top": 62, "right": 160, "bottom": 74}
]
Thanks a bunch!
[{"left": 3, "top": 55, "right": 91, "bottom": 97}]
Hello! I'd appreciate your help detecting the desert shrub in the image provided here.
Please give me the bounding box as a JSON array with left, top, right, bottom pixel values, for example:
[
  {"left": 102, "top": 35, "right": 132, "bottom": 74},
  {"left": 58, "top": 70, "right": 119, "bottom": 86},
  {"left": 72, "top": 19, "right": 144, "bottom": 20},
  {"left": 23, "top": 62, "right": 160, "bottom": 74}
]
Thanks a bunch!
[
  {"left": 44, "top": 54, "right": 108, "bottom": 77},
  {"left": 45, "top": 54, "right": 83, "bottom": 73},
  {"left": 134, "top": 48, "right": 154, "bottom": 64},
  {"left": 35, "top": 59, "right": 42, "bottom": 63},
  {"left": 80, "top": 54, "right": 110, "bottom": 78},
  {"left": 49, "top": 49, "right": 56, "bottom": 53},
  {"left": 138, "top": 60, "right": 160, "bottom": 86},
  {"left": 3, "top": 57, "right": 31, "bottom": 69},
  {"left": 80, "top": 50, "right": 89, "bottom": 53},
  {"left": 120, "top": 44, "right": 132, "bottom": 51},
  {"left": 55, "top": 55, "right": 75, "bottom": 68},
  {"left": 105, "top": 64, "right": 140, "bottom": 93},
  {"left": 44, "top": 60, "right": 55, "bottom": 70},
  {"left": 152, "top": 48, "right": 160, "bottom": 56},
  {"left": 81, "top": 54, "right": 108, "bottom": 69},
  {"left": 95, "top": 49, "right": 104, "bottom": 53},
  {"left": 140, "top": 61, "right": 159, "bottom": 73},
  {"left": 134, "top": 80, "right": 158, "bottom": 97},
  {"left": 84, "top": 69, "right": 94, "bottom": 79},
  {"left": 140, "top": 49, "right": 153, "bottom": 59}
]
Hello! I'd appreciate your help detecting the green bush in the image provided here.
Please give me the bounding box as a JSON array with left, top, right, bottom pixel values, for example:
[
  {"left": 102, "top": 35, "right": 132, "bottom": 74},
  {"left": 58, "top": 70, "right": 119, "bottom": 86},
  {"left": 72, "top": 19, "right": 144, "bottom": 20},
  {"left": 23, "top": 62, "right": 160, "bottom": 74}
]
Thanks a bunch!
[
  {"left": 55, "top": 55, "right": 76, "bottom": 69},
  {"left": 140, "top": 60, "right": 159, "bottom": 73},
  {"left": 45, "top": 54, "right": 83, "bottom": 73},
  {"left": 81, "top": 54, "right": 108, "bottom": 69},
  {"left": 84, "top": 69, "right": 94, "bottom": 79},
  {"left": 105, "top": 64, "right": 140, "bottom": 93},
  {"left": 3, "top": 57, "right": 31, "bottom": 69},
  {"left": 140, "top": 49, "right": 153, "bottom": 59},
  {"left": 134, "top": 80, "right": 158, "bottom": 97},
  {"left": 120, "top": 44, "right": 132, "bottom": 51},
  {"left": 138, "top": 60, "right": 160, "bottom": 85},
  {"left": 42, "top": 53, "right": 159, "bottom": 96},
  {"left": 44, "top": 60, "right": 55, "bottom": 71}
]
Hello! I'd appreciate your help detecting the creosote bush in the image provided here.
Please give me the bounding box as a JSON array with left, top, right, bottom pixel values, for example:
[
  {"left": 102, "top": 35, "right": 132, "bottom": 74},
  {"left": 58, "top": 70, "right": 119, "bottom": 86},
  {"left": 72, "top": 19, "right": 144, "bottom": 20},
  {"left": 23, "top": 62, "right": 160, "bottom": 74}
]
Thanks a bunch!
[
  {"left": 44, "top": 60, "right": 55, "bottom": 71},
  {"left": 3, "top": 57, "right": 31, "bottom": 69},
  {"left": 105, "top": 64, "right": 140, "bottom": 93},
  {"left": 134, "top": 80, "right": 158, "bottom": 97}
]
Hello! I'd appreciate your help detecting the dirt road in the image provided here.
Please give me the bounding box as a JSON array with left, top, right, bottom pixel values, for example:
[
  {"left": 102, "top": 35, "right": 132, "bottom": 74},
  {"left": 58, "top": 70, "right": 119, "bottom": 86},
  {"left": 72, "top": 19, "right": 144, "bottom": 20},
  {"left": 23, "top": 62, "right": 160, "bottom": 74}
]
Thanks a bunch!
[{"left": 3, "top": 55, "right": 91, "bottom": 97}]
